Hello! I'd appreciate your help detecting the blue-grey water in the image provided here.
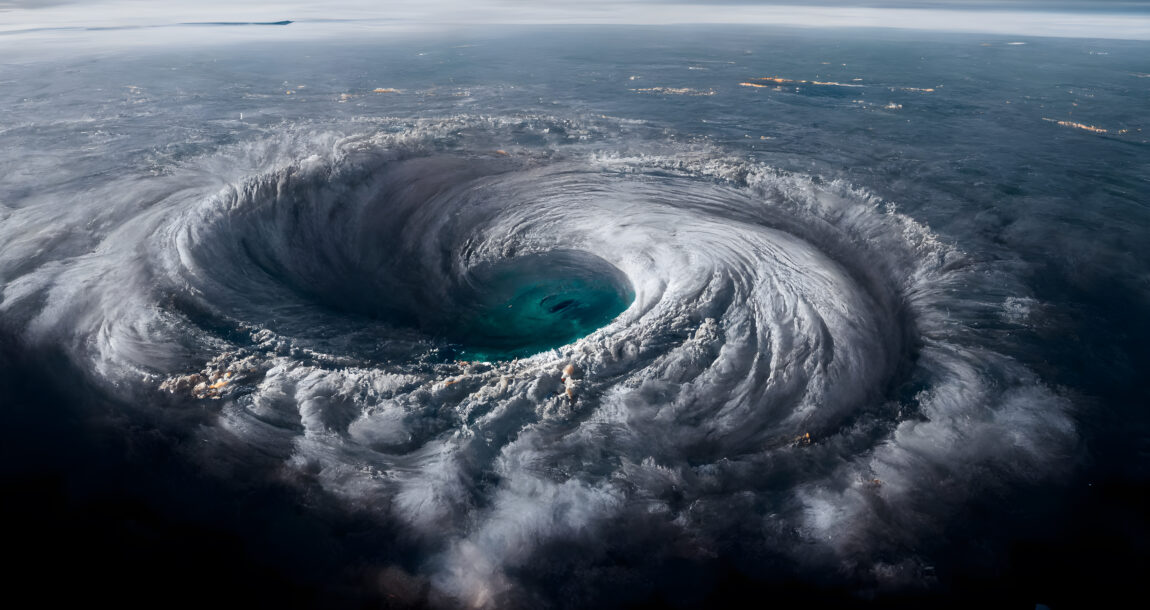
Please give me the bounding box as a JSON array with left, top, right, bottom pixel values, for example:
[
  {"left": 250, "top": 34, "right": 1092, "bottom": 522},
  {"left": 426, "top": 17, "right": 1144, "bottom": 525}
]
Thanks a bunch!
[{"left": 1, "top": 24, "right": 1147, "bottom": 608}]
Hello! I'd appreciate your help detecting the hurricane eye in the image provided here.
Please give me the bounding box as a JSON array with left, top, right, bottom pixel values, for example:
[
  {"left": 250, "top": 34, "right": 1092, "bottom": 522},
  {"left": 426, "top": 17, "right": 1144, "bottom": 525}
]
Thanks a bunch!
[{"left": 438, "top": 251, "right": 633, "bottom": 361}]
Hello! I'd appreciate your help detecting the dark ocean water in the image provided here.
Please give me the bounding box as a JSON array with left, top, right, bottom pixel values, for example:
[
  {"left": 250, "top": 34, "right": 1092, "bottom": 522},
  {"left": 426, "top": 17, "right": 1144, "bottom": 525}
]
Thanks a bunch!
[{"left": 1, "top": 25, "right": 1147, "bottom": 608}]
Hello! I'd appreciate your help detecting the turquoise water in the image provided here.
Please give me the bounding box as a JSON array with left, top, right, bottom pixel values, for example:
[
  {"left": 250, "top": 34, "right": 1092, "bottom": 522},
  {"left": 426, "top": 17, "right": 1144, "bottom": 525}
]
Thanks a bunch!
[{"left": 443, "top": 253, "right": 634, "bottom": 361}]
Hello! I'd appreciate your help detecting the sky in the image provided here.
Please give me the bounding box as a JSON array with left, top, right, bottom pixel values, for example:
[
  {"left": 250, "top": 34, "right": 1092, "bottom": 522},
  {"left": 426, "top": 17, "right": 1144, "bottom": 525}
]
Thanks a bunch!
[{"left": 1, "top": 1, "right": 1149, "bottom": 40}]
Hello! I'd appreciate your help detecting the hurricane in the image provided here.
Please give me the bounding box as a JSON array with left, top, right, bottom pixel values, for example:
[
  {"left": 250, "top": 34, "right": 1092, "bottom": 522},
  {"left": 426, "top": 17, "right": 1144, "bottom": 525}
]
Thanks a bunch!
[
  {"left": 4, "top": 4, "right": 1149, "bottom": 605},
  {"left": 1, "top": 109, "right": 1083, "bottom": 605}
]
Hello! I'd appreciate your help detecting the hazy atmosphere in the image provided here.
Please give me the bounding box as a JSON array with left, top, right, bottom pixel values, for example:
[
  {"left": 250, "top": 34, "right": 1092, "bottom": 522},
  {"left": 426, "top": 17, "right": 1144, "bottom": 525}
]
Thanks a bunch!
[{"left": 3, "top": 1, "right": 1150, "bottom": 38}]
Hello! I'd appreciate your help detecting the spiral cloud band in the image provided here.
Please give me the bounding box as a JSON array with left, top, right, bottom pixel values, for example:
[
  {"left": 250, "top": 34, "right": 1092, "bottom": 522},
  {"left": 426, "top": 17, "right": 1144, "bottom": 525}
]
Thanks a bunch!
[{"left": 0, "top": 116, "right": 1075, "bottom": 606}]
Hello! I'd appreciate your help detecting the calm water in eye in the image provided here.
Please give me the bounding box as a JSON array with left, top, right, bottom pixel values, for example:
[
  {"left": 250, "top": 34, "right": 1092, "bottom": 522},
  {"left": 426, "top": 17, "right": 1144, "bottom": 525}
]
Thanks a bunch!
[
  {"left": 436, "top": 251, "right": 635, "bottom": 360},
  {"left": 446, "top": 274, "right": 634, "bottom": 361}
]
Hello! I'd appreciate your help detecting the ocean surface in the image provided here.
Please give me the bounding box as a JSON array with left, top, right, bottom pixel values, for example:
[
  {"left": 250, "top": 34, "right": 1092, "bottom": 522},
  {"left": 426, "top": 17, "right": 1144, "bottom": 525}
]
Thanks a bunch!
[{"left": 1, "top": 24, "right": 1147, "bottom": 608}]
